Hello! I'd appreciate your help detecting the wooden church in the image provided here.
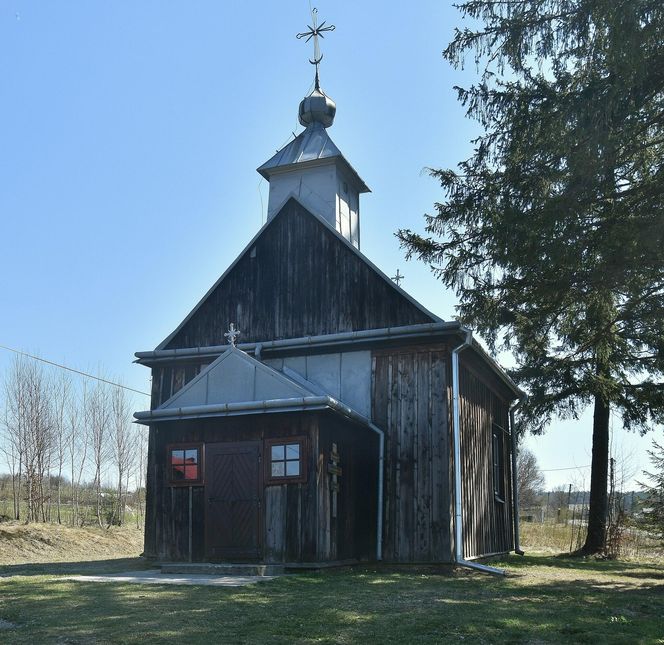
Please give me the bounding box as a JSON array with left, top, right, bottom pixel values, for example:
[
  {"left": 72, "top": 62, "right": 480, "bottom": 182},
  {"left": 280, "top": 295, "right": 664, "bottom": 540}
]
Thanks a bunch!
[{"left": 134, "top": 20, "right": 523, "bottom": 569}]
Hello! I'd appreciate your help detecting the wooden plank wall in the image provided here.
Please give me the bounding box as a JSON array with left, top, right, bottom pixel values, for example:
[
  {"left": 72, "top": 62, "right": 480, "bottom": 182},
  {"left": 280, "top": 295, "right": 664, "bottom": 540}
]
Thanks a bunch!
[
  {"left": 163, "top": 199, "right": 434, "bottom": 350},
  {"left": 457, "top": 362, "right": 514, "bottom": 559},
  {"left": 144, "top": 413, "right": 320, "bottom": 563},
  {"left": 143, "top": 412, "right": 377, "bottom": 563},
  {"left": 372, "top": 346, "right": 452, "bottom": 563}
]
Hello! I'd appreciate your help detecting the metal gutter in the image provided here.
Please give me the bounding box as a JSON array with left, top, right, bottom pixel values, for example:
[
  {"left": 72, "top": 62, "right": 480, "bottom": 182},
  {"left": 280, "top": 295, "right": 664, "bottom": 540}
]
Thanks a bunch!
[
  {"left": 451, "top": 328, "right": 506, "bottom": 576},
  {"left": 134, "top": 396, "right": 332, "bottom": 424},
  {"left": 139, "top": 323, "right": 459, "bottom": 362},
  {"left": 136, "top": 322, "right": 523, "bottom": 400},
  {"left": 510, "top": 401, "right": 525, "bottom": 556}
]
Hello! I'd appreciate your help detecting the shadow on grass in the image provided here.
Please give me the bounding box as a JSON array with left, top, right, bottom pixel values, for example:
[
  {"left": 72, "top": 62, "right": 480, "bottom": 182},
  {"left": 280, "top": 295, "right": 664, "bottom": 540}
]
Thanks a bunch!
[
  {"left": 0, "top": 557, "right": 151, "bottom": 577},
  {"left": 0, "top": 557, "right": 662, "bottom": 644}
]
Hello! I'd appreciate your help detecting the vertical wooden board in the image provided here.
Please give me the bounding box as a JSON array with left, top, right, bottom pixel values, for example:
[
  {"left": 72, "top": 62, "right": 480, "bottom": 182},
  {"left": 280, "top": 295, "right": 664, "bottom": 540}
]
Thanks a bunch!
[
  {"left": 386, "top": 354, "right": 399, "bottom": 560},
  {"left": 173, "top": 486, "right": 190, "bottom": 560},
  {"left": 285, "top": 484, "right": 302, "bottom": 562},
  {"left": 184, "top": 364, "right": 199, "bottom": 387},
  {"left": 415, "top": 351, "right": 432, "bottom": 560},
  {"left": 160, "top": 367, "right": 173, "bottom": 406},
  {"left": 191, "top": 486, "right": 205, "bottom": 561},
  {"left": 264, "top": 485, "right": 285, "bottom": 562},
  {"left": 301, "top": 423, "right": 318, "bottom": 560},
  {"left": 172, "top": 367, "right": 185, "bottom": 397},
  {"left": 431, "top": 353, "right": 451, "bottom": 560},
  {"left": 397, "top": 353, "right": 415, "bottom": 561},
  {"left": 150, "top": 369, "right": 161, "bottom": 410}
]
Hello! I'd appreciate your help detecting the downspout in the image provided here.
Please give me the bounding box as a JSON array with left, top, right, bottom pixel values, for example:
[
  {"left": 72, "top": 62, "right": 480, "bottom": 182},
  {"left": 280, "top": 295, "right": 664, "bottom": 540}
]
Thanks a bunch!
[
  {"left": 510, "top": 401, "right": 525, "bottom": 556},
  {"left": 367, "top": 422, "right": 385, "bottom": 561},
  {"left": 452, "top": 329, "right": 506, "bottom": 576}
]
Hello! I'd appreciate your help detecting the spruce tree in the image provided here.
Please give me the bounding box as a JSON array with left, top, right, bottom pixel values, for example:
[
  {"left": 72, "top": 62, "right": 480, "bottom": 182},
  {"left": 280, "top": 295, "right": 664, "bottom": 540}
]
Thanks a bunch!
[{"left": 400, "top": 0, "right": 664, "bottom": 554}]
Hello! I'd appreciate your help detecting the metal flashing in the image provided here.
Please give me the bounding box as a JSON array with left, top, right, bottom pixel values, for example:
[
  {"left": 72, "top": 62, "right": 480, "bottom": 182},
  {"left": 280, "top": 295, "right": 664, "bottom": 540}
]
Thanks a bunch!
[
  {"left": 152, "top": 345, "right": 315, "bottom": 412},
  {"left": 257, "top": 123, "right": 369, "bottom": 193}
]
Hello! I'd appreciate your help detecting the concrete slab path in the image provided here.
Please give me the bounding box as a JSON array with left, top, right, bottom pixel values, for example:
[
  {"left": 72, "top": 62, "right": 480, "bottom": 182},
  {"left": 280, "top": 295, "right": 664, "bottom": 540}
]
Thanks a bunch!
[{"left": 63, "top": 569, "right": 278, "bottom": 587}]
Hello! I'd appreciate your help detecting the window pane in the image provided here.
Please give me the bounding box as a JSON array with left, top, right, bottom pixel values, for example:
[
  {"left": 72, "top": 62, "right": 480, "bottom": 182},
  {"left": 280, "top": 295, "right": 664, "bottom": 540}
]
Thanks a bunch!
[
  {"left": 286, "top": 461, "right": 300, "bottom": 477},
  {"left": 172, "top": 466, "right": 185, "bottom": 480},
  {"left": 171, "top": 449, "right": 185, "bottom": 465},
  {"left": 271, "top": 445, "right": 285, "bottom": 461},
  {"left": 184, "top": 449, "right": 198, "bottom": 464},
  {"left": 272, "top": 462, "right": 285, "bottom": 477},
  {"left": 184, "top": 465, "right": 198, "bottom": 481},
  {"left": 286, "top": 444, "right": 300, "bottom": 460}
]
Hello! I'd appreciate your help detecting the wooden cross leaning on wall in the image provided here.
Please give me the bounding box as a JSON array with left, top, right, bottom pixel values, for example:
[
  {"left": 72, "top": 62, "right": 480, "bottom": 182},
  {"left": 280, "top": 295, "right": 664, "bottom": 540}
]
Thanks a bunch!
[{"left": 327, "top": 442, "right": 342, "bottom": 518}]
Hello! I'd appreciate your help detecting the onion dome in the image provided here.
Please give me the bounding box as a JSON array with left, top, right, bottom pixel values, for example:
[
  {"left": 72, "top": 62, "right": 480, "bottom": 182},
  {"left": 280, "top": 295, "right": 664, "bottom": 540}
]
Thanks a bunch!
[{"left": 298, "top": 87, "right": 336, "bottom": 128}]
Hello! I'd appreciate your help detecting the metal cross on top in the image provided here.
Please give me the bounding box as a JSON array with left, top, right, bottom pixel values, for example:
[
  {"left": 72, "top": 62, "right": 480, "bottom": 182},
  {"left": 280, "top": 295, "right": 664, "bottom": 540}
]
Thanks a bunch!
[
  {"left": 224, "top": 323, "right": 241, "bottom": 347},
  {"left": 296, "top": 7, "right": 335, "bottom": 90},
  {"left": 391, "top": 269, "right": 405, "bottom": 287}
]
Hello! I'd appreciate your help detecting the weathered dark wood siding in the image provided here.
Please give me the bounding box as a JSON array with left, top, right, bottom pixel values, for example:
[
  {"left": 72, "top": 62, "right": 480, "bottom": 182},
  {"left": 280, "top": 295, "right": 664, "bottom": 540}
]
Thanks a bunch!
[
  {"left": 143, "top": 411, "right": 376, "bottom": 563},
  {"left": 162, "top": 199, "right": 434, "bottom": 350},
  {"left": 150, "top": 361, "right": 211, "bottom": 409},
  {"left": 457, "top": 359, "right": 514, "bottom": 559},
  {"left": 372, "top": 346, "right": 452, "bottom": 562}
]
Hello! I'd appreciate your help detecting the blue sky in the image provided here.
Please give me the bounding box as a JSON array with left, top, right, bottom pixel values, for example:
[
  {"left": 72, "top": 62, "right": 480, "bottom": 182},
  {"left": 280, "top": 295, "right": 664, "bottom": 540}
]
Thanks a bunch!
[{"left": 0, "top": 1, "right": 658, "bottom": 489}]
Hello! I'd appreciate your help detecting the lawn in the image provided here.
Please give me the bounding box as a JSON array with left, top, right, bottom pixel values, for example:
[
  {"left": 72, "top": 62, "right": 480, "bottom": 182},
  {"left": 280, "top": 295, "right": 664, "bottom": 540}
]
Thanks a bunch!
[{"left": 0, "top": 554, "right": 663, "bottom": 644}]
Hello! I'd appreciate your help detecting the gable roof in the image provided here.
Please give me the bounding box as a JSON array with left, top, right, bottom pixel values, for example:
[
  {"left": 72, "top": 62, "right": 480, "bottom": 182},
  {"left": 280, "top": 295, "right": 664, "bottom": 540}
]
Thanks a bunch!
[
  {"left": 156, "top": 196, "right": 441, "bottom": 350},
  {"left": 133, "top": 345, "right": 384, "bottom": 425},
  {"left": 154, "top": 345, "right": 314, "bottom": 410}
]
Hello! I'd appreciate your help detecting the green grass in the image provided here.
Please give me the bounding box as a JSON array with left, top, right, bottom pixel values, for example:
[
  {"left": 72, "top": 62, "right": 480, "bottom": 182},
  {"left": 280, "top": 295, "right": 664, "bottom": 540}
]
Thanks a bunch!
[{"left": 0, "top": 555, "right": 663, "bottom": 644}]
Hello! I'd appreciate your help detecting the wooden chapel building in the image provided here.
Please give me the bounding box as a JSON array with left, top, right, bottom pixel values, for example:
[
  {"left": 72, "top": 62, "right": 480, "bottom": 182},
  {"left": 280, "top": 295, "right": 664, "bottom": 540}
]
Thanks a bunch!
[{"left": 134, "top": 61, "right": 524, "bottom": 567}]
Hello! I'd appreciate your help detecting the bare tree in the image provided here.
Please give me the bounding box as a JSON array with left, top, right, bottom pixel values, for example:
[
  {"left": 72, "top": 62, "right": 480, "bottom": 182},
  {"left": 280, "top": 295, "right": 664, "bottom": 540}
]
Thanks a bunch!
[
  {"left": 1, "top": 356, "right": 28, "bottom": 520},
  {"left": 51, "top": 372, "right": 71, "bottom": 524},
  {"left": 68, "top": 386, "right": 88, "bottom": 526},
  {"left": 517, "top": 448, "right": 545, "bottom": 511},
  {"left": 3, "top": 357, "right": 55, "bottom": 522},
  {"left": 85, "top": 381, "right": 111, "bottom": 528},
  {"left": 110, "top": 385, "right": 133, "bottom": 526},
  {"left": 23, "top": 359, "right": 54, "bottom": 522}
]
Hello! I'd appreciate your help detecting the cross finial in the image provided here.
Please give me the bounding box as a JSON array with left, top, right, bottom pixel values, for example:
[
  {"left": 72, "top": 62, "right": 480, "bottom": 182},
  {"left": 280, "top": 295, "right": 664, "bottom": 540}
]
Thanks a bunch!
[
  {"left": 391, "top": 269, "right": 405, "bottom": 287},
  {"left": 224, "top": 323, "right": 241, "bottom": 347},
  {"left": 296, "top": 7, "right": 335, "bottom": 91}
]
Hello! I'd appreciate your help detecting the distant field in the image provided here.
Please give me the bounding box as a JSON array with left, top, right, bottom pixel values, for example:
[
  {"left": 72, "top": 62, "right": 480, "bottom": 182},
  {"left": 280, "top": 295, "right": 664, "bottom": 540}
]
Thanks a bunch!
[{"left": 521, "top": 520, "right": 664, "bottom": 560}]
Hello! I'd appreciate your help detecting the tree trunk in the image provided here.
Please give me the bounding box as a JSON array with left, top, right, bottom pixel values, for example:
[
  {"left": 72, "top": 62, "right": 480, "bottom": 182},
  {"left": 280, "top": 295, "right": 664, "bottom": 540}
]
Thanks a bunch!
[{"left": 579, "top": 392, "right": 610, "bottom": 554}]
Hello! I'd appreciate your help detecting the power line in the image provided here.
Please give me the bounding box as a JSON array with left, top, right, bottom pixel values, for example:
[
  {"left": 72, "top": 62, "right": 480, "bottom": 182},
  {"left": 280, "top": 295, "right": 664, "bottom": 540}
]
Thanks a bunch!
[
  {"left": 541, "top": 464, "right": 591, "bottom": 472},
  {"left": 0, "top": 344, "right": 151, "bottom": 397}
]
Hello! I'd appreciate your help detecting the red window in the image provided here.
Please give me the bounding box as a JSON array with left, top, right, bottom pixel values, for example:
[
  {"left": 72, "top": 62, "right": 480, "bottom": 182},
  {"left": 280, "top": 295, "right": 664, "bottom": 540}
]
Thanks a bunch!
[{"left": 168, "top": 444, "right": 203, "bottom": 485}]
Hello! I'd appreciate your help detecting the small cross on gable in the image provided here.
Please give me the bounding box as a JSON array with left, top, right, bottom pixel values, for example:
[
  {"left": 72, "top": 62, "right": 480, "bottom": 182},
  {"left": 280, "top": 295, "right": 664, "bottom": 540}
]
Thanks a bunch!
[{"left": 224, "top": 323, "right": 241, "bottom": 347}]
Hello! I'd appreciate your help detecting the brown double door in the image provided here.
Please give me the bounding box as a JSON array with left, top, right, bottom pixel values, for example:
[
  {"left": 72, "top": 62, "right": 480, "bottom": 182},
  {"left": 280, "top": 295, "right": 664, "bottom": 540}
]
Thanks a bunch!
[{"left": 206, "top": 442, "right": 261, "bottom": 561}]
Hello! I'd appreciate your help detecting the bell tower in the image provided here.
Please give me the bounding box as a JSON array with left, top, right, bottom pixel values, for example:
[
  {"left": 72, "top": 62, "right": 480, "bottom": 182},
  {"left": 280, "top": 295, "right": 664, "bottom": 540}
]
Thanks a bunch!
[{"left": 256, "top": 9, "right": 369, "bottom": 249}]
